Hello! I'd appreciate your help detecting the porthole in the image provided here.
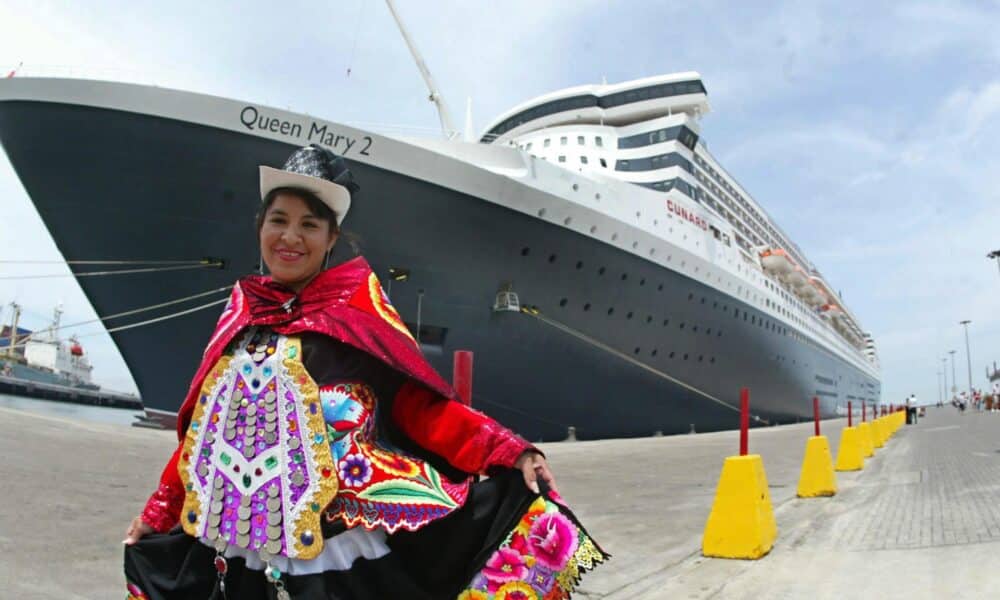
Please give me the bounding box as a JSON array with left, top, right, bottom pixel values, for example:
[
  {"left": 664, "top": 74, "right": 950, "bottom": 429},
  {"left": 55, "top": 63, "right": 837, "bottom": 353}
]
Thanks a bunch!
[
  {"left": 607, "top": 307, "right": 615, "bottom": 315},
  {"left": 636, "top": 211, "right": 641, "bottom": 218},
  {"left": 717, "top": 331, "right": 723, "bottom": 337},
  {"left": 612, "top": 233, "right": 619, "bottom": 241},
  {"left": 537, "top": 208, "right": 546, "bottom": 217},
  {"left": 662, "top": 319, "right": 669, "bottom": 326},
  {"left": 595, "top": 193, "right": 601, "bottom": 200},
  {"left": 640, "top": 278, "right": 646, "bottom": 286},
  {"left": 559, "top": 298, "right": 567, "bottom": 307},
  {"left": 649, "top": 248, "right": 656, "bottom": 256},
  {"left": 564, "top": 217, "right": 573, "bottom": 225},
  {"left": 634, "top": 347, "right": 640, "bottom": 354},
  {"left": 583, "top": 303, "right": 591, "bottom": 311},
  {"left": 626, "top": 312, "right": 633, "bottom": 319},
  {"left": 688, "top": 293, "right": 694, "bottom": 301},
  {"left": 548, "top": 254, "right": 557, "bottom": 263},
  {"left": 683, "top": 353, "right": 689, "bottom": 360},
  {"left": 698, "top": 355, "right": 704, "bottom": 362},
  {"left": 576, "top": 261, "right": 583, "bottom": 269},
  {"left": 646, "top": 315, "right": 653, "bottom": 323},
  {"left": 669, "top": 351, "right": 676, "bottom": 358},
  {"left": 521, "top": 247, "right": 530, "bottom": 256},
  {"left": 651, "top": 349, "right": 658, "bottom": 357},
  {"left": 679, "top": 322, "right": 685, "bottom": 329},
  {"left": 657, "top": 284, "right": 664, "bottom": 291},
  {"left": 632, "top": 241, "right": 638, "bottom": 249},
  {"left": 692, "top": 325, "right": 699, "bottom": 332},
  {"left": 572, "top": 184, "right": 579, "bottom": 191},
  {"left": 706, "top": 328, "right": 712, "bottom": 335},
  {"left": 590, "top": 226, "right": 597, "bottom": 234},
  {"left": 621, "top": 273, "right": 628, "bottom": 281},
  {"left": 710, "top": 357, "right": 716, "bottom": 364},
  {"left": 700, "top": 297, "right": 706, "bottom": 304}
]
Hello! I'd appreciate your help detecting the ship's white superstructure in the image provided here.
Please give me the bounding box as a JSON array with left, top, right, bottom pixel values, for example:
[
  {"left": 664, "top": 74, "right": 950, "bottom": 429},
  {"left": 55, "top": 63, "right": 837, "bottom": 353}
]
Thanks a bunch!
[{"left": 473, "top": 73, "right": 877, "bottom": 377}]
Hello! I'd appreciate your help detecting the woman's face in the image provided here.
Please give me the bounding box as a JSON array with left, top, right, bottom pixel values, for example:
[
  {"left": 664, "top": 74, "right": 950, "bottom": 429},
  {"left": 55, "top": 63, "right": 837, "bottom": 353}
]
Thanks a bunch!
[{"left": 259, "top": 193, "right": 338, "bottom": 292}]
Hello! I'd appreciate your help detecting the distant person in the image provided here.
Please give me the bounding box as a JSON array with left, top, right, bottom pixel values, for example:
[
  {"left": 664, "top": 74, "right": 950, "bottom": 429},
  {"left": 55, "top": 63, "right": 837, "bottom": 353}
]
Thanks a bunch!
[
  {"left": 907, "top": 394, "right": 918, "bottom": 424},
  {"left": 121, "top": 145, "right": 607, "bottom": 599}
]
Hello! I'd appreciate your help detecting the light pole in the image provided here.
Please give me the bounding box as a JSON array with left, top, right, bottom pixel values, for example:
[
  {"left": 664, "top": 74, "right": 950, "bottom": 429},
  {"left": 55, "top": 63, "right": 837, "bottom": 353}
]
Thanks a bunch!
[
  {"left": 942, "top": 357, "right": 949, "bottom": 401},
  {"left": 936, "top": 370, "right": 943, "bottom": 405},
  {"left": 949, "top": 350, "right": 957, "bottom": 395},
  {"left": 960, "top": 320, "right": 973, "bottom": 395}
]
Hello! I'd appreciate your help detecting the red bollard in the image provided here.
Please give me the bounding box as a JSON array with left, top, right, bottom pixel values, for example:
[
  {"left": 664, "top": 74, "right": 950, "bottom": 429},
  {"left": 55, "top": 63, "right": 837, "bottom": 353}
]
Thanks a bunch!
[
  {"left": 740, "top": 387, "right": 750, "bottom": 456},
  {"left": 813, "top": 396, "right": 820, "bottom": 436},
  {"left": 862, "top": 401, "right": 867, "bottom": 422},
  {"left": 452, "top": 350, "right": 474, "bottom": 406},
  {"left": 848, "top": 401, "right": 853, "bottom": 427}
]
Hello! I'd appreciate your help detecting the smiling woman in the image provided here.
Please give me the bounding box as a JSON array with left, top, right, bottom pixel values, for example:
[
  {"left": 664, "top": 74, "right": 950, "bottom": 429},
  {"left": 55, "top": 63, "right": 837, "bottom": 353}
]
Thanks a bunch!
[
  {"left": 121, "top": 144, "right": 607, "bottom": 600},
  {"left": 257, "top": 189, "right": 339, "bottom": 292}
]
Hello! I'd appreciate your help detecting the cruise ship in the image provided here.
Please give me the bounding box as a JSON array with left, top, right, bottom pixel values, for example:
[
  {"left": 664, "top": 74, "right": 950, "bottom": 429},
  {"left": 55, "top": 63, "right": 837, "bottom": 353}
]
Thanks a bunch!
[{"left": 0, "top": 71, "right": 881, "bottom": 440}]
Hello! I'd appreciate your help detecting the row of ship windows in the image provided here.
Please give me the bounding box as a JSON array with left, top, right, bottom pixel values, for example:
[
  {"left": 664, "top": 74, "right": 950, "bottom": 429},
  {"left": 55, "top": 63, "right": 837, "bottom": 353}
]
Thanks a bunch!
[
  {"left": 485, "top": 80, "right": 706, "bottom": 138},
  {"left": 518, "top": 210, "right": 863, "bottom": 367},
  {"left": 519, "top": 124, "right": 699, "bottom": 155}
]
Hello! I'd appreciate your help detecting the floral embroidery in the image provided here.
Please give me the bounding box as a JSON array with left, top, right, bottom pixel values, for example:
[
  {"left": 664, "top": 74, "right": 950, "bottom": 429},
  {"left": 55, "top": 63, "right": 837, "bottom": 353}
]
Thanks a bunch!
[
  {"left": 494, "top": 581, "right": 539, "bottom": 600},
  {"left": 460, "top": 495, "right": 608, "bottom": 600},
  {"left": 483, "top": 548, "right": 529, "bottom": 591},
  {"left": 320, "top": 387, "right": 470, "bottom": 534},
  {"left": 528, "top": 512, "right": 578, "bottom": 570},
  {"left": 125, "top": 581, "right": 150, "bottom": 600},
  {"left": 338, "top": 453, "right": 372, "bottom": 488}
]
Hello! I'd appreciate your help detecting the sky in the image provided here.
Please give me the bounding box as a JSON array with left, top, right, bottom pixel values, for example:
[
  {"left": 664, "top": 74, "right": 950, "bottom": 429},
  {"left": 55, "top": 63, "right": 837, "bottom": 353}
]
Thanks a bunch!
[{"left": 0, "top": 0, "right": 998, "bottom": 403}]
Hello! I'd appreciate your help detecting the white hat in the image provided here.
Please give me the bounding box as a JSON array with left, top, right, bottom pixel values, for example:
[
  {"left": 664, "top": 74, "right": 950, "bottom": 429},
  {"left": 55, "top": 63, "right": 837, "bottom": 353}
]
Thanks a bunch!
[{"left": 259, "top": 144, "right": 357, "bottom": 226}]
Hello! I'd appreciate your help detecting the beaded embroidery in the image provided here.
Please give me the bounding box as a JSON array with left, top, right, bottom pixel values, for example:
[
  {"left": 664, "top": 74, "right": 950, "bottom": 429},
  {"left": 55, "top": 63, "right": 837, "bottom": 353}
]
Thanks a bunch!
[
  {"left": 179, "top": 329, "right": 338, "bottom": 561},
  {"left": 125, "top": 581, "right": 150, "bottom": 600},
  {"left": 460, "top": 496, "right": 608, "bottom": 600}
]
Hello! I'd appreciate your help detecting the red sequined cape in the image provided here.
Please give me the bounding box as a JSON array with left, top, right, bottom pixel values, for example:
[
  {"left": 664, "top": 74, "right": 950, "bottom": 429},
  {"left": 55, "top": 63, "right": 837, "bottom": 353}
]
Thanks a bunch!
[{"left": 141, "top": 257, "right": 533, "bottom": 533}]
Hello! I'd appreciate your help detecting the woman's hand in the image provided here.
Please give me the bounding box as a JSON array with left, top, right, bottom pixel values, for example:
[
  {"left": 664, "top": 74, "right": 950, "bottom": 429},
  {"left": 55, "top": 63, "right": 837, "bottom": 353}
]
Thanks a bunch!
[
  {"left": 123, "top": 516, "right": 154, "bottom": 545},
  {"left": 515, "top": 451, "right": 558, "bottom": 496}
]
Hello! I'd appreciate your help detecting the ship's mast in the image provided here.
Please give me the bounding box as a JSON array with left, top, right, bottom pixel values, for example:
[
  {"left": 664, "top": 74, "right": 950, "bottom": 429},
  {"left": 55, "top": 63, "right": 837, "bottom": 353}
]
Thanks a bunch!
[{"left": 384, "top": 0, "right": 459, "bottom": 138}]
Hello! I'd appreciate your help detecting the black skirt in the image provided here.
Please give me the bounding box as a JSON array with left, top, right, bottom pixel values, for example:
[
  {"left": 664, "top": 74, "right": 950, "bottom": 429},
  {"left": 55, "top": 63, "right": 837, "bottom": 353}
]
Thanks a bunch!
[{"left": 124, "top": 470, "right": 607, "bottom": 600}]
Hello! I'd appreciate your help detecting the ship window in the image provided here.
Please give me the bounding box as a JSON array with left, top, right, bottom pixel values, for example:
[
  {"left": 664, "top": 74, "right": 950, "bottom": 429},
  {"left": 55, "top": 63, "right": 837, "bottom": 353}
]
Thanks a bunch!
[
  {"left": 521, "top": 247, "right": 530, "bottom": 256},
  {"left": 627, "top": 312, "right": 633, "bottom": 319},
  {"left": 575, "top": 260, "right": 583, "bottom": 269},
  {"left": 559, "top": 298, "right": 567, "bottom": 307},
  {"left": 560, "top": 136, "right": 568, "bottom": 145},
  {"left": 544, "top": 138, "right": 551, "bottom": 147},
  {"left": 580, "top": 156, "right": 589, "bottom": 164},
  {"left": 577, "top": 136, "right": 585, "bottom": 145},
  {"left": 651, "top": 349, "right": 658, "bottom": 357},
  {"left": 558, "top": 155, "right": 566, "bottom": 163},
  {"left": 526, "top": 142, "right": 532, "bottom": 151},
  {"left": 583, "top": 303, "right": 591, "bottom": 311},
  {"left": 595, "top": 136, "right": 603, "bottom": 147},
  {"left": 679, "top": 322, "right": 685, "bottom": 329},
  {"left": 669, "top": 351, "right": 676, "bottom": 358},
  {"left": 548, "top": 254, "right": 557, "bottom": 263},
  {"left": 599, "top": 158, "right": 608, "bottom": 168},
  {"left": 646, "top": 315, "right": 653, "bottom": 323},
  {"left": 663, "top": 319, "right": 669, "bottom": 326},
  {"left": 607, "top": 307, "right": 615, "bottom": 315},
  {"left": 634, "top": 347, "right": 640, "bottom": 354},
  {"left": 598, "top": 267, "right": 606, "bottom": 275}
]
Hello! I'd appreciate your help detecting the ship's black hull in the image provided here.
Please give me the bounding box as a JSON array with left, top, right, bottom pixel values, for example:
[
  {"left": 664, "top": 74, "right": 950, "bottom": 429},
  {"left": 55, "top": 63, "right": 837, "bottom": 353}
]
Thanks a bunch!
[{"left": 0, "top": 99, "right": 880, "bottom": 440}]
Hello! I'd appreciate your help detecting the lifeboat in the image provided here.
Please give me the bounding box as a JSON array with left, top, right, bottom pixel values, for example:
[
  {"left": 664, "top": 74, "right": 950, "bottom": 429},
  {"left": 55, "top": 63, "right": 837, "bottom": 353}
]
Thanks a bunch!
[
  {"left": 760, "top": 248, "right": 794, "bottom": 276},
  {"left": 788, "top": 267, "right": 809, "bottom": 289},
  {"left": 802, "top": 282, "right": 825, "bottom": 306},
  {"left": 70, "top": 343, "right": 84, "bottom": 356}
]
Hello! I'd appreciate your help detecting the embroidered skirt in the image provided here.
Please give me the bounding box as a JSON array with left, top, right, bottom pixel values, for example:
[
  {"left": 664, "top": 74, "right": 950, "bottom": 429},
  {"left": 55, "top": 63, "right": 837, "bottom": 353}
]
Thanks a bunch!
[{"left": 124, "top": 470, "right": 607, "bottom": 600}]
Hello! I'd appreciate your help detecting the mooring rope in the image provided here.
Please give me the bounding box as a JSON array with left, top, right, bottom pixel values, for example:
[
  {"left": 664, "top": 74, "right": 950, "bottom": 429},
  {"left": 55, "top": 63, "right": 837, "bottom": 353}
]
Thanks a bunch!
[
  {"left": 1, "top": 287, "right": 232, "bottom": 351},
  {"left": 0, "top": 261, "right": 224, "bottom": 280},
  {"left": 517, "top": 306, "right": 755, "bottom": 418}
]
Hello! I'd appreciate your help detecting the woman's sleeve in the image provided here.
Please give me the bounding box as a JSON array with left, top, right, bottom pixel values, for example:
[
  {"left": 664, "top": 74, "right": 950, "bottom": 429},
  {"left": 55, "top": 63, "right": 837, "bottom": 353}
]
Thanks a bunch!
[
  {"left": 390, "top": 380, "right": 538, "bottom": 474},
  {"left": 139, "top": 443, "right": 186, "bottom": 533}
]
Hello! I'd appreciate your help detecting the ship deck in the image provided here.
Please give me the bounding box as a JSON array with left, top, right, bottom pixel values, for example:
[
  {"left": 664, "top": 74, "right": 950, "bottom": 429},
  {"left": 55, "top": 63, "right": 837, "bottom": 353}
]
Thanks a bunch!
[{"left": 1, "top": 404, "right": 992, "bottom": 598}]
